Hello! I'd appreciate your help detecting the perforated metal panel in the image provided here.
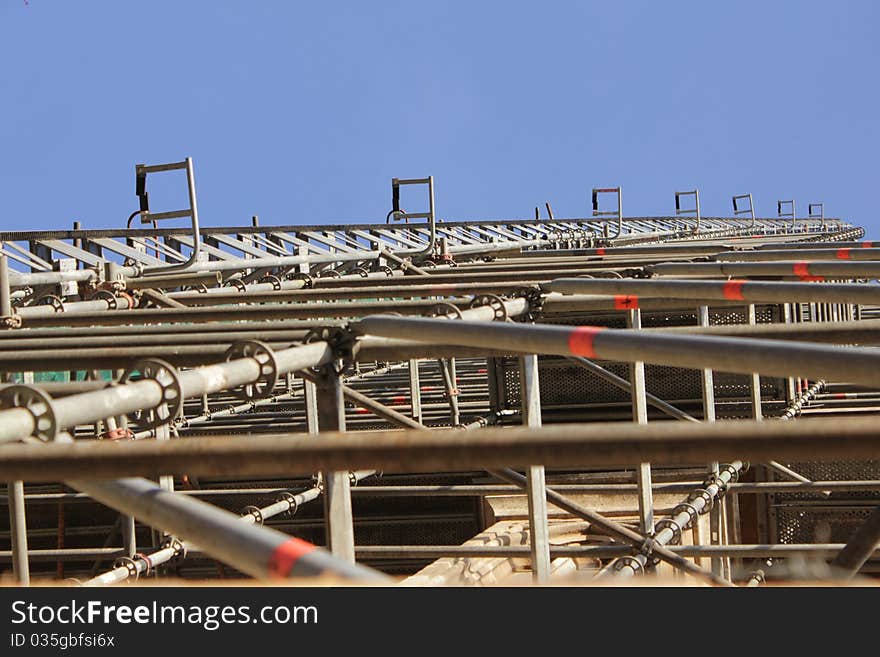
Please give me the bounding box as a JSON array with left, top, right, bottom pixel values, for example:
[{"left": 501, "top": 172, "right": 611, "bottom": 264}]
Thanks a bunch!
[
  {"left": 499, "top": 306, "right": 786, "bottom": 412},
  {"left": 772, "top": 459, "right": 880, "bottom": 547},
  {"left": 775, "top": 506, "right": 874, "bottom": 544},
  {"left": 777, "top": 460, "right": 880, "bottom": 501}
]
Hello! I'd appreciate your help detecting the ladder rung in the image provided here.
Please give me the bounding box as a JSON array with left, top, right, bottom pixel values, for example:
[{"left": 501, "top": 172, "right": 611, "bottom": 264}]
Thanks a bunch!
[
  {"left": 138, "top": 161, "right": 188, "bottom": 174},
  {"left": 144, "top": 209, "right": 193, "bottom": 222}
]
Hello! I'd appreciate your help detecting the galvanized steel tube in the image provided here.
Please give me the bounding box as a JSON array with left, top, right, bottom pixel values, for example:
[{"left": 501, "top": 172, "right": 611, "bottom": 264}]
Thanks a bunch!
[{"left": 354, "top": 315, "right": 880, "bottom": 388}]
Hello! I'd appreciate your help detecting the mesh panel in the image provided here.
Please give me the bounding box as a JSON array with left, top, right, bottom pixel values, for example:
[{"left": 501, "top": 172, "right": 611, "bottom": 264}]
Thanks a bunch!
[
  {"left": 500, "top": 358, "right": 784, "bottom": 409},
  {"left": 775, "top": 507, "right": 874, "bottom": 544},
  {"left": 776, "top": 460, "right": 880, "bottom": 501},
  {"left": 355, "top": 519, "right": 477, "bottom": 546},
  {"left": 503, "top": 305, "right": 786, "bottom": 410}
]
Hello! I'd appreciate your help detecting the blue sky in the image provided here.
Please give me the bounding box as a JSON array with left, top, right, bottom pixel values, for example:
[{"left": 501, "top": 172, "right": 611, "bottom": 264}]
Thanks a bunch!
[{"left": 1, "top": 2, "right": 877, "bottom": 236}]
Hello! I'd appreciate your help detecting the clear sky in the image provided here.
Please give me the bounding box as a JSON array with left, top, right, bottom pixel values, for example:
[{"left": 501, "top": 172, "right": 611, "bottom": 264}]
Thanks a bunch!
[{"left": 1, "top": 2, "right": 877, "bottom": 236}]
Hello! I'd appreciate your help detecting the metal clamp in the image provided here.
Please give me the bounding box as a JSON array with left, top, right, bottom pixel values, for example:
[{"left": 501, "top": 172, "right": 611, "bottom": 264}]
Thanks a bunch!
[
  {"left": 303, "top": 327, "right": 356, "bottom": 374},
  {"left": 426, "top": 302, "right": 463, "bottom": 320},
  {"left": 119, "top": 359, "right": 184, "bottom": 430},
  {"left": 92, "top": 289, "right": 119, "bottom": 310},
  {"left": 278, "top": 491, "right": 299, "bottom": 516},
  {"left": 1, "top": 313, "right": 22, "bottom": 329},
  {"left": 594, "top": 270, "right": 624, "bottom": 279},
  {"left": 113, "top": 557, "right": 140, "bottom": 581},
  {"left": 351, "top": 267, "right": 370, "bottom": 278},
  {"left": 241, "top": 505, "right": 264, "bottom": 524},
  {"left": 690, "top": 488, "right": 715, "bottom": 512},
  {"left": 160, "top": 536, "right": 187, "bottom": 560},
  {"left": 655, "top": 519, "right": 683, "bottom": 546},
  {"left": 225, "top": 277, "right": 248, "bottom": 293},
  {"left": 35, "top": 294, "right": 65, "bottom": 313},
  {"left": 703, "top": 472, "right": 729, "bottom": 497},
  {"left": 100, "top": 427, "right": 135, "bottom": 441},
  {"left": 671, "top": 501, "right": 701, "bottom": 531},
  {"left": 377, "top": 265, "right": 395, "bottom": 277},
  {"left": 225, "top": 340, "right": 280, "bottom": 400},
  {"left": 469, "top": 294, "right": 508, "bottom": 322},
  {"left": 639, "top": 536, "right": 657, "bottom": 557},
  {"left": 511, "top": 287, "right": 544, "bottom": 322},
  {"left": 259, "top": 274, "right": 282, "bottom": 290},
  {"left": 386, "top": 208, "right": 409, "bottom": 224},
  {"left": 748, "top": 569, "right": 766, "bottom": 585},
  {"left": 318, "top": 269, "right": 342, "bottom": 279},
  {"left": 613, "top": 555, "right": 644, "bottom": 574},
  {"left": 0, "top": 385, "right": 59, "bottom": 442},
  {"left": 721, "top": 463, "right": 741, "bottom": 484},
  {"left": 286, "top": 272, "right": 313, "bottom": 288},
  {"left": 135, "top": 552, "right": 155, "bottom": 577}
]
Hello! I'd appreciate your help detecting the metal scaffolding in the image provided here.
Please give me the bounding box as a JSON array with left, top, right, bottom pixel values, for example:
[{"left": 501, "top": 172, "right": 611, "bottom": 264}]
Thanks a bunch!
[{"left": 0, "top": 161, "right": 877, "bottom": 586}]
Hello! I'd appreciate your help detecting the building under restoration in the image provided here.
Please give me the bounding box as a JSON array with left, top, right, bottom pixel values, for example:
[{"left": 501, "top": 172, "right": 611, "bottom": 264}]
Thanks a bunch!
[{"left": 1, "top": 159, "right": 878, "bottom": 586}]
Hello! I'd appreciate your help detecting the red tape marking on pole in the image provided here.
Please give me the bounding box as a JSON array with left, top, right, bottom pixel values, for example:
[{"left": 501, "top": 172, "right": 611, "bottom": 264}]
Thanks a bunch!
[
  {"left": 392, "top": 395, "right": 406, "bottom": 405},
  {"left": 722, "top": 280, "right": 746, "bottom": 300},
  {"left": 613, "top": 294, "right": 639, "bottom": 310},
  {"left": 836, "top": 248, "right": 852, "bottom": 259},
  {"left": 568, "top": 326, "right": 605, "bottom": 358},
  {"left": 595, "top": 248, "right": 606, "bottom": 256},
  {"left": 268, "top": 537, "right": 316, "bottom": 577},
  {"left": 862, "top": 242, "right": 873, "bottom": 248},
  {"left": 792, "top": 262, "right": 825, "bottom": 282}
]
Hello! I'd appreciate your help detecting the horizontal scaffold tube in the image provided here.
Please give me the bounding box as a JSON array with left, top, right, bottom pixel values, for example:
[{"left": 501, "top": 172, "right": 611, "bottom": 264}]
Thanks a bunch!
[
  {"left": 647, "top": 260, "right": 880, "bottom": 279},
  {"left": 4, "top": 543, "right": 877, "bottom": 562},
  {"left": 641, "top": 319, "right": 880, "bottom": 344},
  {"left": 0, "top": 340, "right": 334, "bottom": 445},
  {"left": 352, "top": 543, "right": 880, "bottom": 559},
  {"left": 0, "top": 319, "right": 338, "bottom": 341},
  {"left": 540, "top": 294, "right": 744, "bottom": 313},
  {"left": 716, "top": 247, "right": 880, "bottom": 262},
  {"left": 545, "top": 277, "right": 880, "bottom": 305},
  {"left": 83, "top": 470, "right": 378, "bottom": 586},
  {"left": 10, "top": 294, "right": 529, "bottom": 329},
  {"left": 16, "top": 295, "right": 136, "bottom": 317},
  {"left": 69, "top": 476, "right": 385, "bottom": 582},
  {"left": 168, "top": 281, "right": 535, "bottom": 305},
  {"left": 5, "top": 479, "right": 880, "bottom": 503},
  {"left": 1, "top": 416, "right": 879, "bottom": 481},
  {"left": 353, "top": 315, "right": 880, "bottom": 388}
]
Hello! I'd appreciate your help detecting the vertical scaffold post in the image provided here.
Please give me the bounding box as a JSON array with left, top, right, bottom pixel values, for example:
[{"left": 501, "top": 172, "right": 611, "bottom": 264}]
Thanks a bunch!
[
  {"left": 627, "top": 309, "right": 653, "bottom": 540},
  {"left": 409, "top": 360, "right": 423, "bottom": 424},
  {"left": 8, "top": 481, "right": 30, "bottom": 585},
  {"left": 697, "top": 305, "right": 724, "bottom": 576},
  {"left": 316, "top": 364, "right": 355, "bottom": 563},
  {"left": 1, "top": 256, "right": 29, "bottom": 585},
  {"left": 519, "top": 354, "right": 551, "bottom": 583}
]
